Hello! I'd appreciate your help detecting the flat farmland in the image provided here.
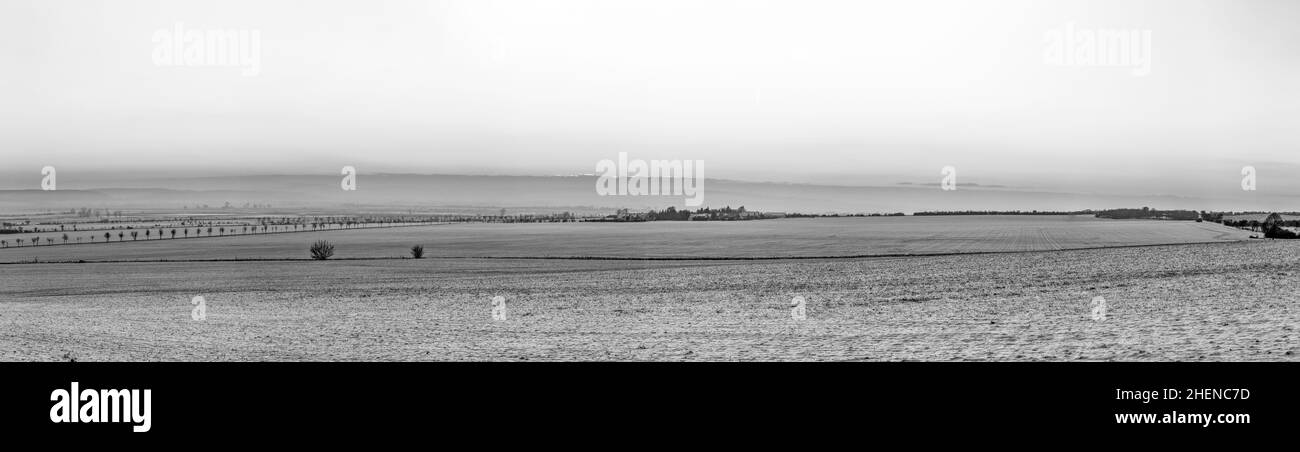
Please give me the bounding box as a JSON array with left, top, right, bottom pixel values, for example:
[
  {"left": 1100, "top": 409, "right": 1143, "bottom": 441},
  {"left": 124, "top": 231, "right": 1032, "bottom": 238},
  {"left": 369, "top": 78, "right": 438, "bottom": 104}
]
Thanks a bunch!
[
  {"left": 0, "top": 240, "right": 1296, "bottom": 361},
  {"left": 0, "top": 216, "right": 1252, "bottom": 262}
]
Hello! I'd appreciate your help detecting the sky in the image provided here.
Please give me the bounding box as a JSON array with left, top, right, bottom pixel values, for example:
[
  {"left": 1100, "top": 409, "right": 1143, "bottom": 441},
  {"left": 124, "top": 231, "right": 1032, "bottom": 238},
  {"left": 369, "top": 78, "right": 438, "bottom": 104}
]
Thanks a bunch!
[{"left": 1, "top": 0, "right": 1298, "bottom": 198}]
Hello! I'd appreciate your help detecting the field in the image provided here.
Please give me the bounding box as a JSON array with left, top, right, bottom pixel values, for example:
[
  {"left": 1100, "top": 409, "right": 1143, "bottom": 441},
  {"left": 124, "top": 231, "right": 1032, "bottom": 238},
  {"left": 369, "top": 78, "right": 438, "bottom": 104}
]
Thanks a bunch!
[
  {"left": 0, "top": 216, "right": 1294, "bottom": 361},
  {"left": 0, "top": 216, "right": 1253, "bottom": 262}
]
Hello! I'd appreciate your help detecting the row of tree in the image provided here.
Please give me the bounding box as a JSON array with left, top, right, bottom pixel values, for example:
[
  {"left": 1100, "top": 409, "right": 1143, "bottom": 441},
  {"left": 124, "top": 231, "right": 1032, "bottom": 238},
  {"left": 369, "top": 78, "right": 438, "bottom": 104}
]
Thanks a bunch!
[{"left": 0, "top": 223, "right": 384, "bottom": 247}]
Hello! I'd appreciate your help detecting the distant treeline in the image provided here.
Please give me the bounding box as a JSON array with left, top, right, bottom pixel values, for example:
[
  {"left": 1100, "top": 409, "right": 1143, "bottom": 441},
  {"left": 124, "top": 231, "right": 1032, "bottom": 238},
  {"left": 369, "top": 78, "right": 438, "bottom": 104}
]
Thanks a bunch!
[
  {"left": 912, "top": 208, "right": 1213, "bottom": 221},
  {"left": 1215, "top": 211, "right": 1300, "bottom": 218},
  {"left": 1092, "top": 207, "right": 1202, "bottom": 220},
  {"left": 913, "top": 210, "right": 1089, "bottom": 216},
  {"left": 785, "top": 212, "right": 905, "bottom": 218}
]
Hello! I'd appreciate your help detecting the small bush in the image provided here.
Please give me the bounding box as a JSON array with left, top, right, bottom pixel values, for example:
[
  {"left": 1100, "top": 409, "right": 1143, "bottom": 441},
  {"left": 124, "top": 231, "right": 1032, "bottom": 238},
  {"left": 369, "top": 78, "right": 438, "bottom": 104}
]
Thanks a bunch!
[
  {"left": 410, "top": 244, "right": 425, "bottom": 259},
  {"left": 310, "top": 240, "right": 335, "bottom": 260}
]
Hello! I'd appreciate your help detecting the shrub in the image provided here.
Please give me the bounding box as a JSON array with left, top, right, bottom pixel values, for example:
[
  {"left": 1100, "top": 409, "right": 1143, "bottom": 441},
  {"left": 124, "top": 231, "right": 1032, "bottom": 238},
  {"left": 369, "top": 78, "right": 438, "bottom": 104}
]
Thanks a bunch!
[
  {"left": 1264, "top": 224, "right": 1298, "bottom": 239},
  {"left": 410, "top": 244, "right": 425, "bottom": 259},
  {"left": 310, "top": 240, "right": 335, "bottom": 260}
]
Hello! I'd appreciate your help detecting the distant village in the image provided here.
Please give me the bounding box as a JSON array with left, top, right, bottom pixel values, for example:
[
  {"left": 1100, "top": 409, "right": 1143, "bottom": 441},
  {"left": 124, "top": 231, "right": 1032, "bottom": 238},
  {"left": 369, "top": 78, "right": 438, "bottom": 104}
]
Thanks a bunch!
[{"left": 593, "top": 206, "right": 786, "bottom": 222}]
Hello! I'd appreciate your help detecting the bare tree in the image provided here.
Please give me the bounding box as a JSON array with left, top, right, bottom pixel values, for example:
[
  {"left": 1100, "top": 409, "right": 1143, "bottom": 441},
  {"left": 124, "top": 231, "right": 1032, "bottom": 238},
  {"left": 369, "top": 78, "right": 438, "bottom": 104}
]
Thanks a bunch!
[
  {"left": 62, "top": 233, "right": 68, "bottom": 244},
  {"left": 15, "top": 238, "right": 22, "bottom": 247},
  {"left": 131, "top": 231, "right": 139, "bottom": 241}
]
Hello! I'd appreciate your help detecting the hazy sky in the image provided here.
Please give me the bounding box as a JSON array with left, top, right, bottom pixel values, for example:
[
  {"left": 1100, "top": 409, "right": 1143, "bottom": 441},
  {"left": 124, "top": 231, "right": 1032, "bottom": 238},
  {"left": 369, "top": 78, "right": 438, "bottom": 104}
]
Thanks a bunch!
[{"left": 2, "top": 0, "right": 1298, "bottom": 196}]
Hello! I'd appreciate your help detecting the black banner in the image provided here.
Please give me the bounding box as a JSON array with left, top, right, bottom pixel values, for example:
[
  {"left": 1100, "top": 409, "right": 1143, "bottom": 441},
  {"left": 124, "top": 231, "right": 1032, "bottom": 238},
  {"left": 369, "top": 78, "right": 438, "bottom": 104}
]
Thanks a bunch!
[{"left": 0, "top": 362, "right": 1292, "bottom": 443}]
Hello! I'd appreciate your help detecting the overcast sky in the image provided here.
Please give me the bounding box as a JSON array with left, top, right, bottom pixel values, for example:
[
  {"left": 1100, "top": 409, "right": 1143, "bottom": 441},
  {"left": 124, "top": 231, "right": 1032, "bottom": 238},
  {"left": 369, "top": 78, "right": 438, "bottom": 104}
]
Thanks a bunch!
[{"left": 1, "top": 0, "right": 1297, "bottom": 196}]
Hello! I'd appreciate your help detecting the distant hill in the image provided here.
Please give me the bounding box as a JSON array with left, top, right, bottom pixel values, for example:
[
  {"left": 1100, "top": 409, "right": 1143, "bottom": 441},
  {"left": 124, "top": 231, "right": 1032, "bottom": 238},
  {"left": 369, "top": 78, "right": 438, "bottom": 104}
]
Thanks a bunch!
[{"left": 0, "top": 174, "right": 1293, "bottom": 214}]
